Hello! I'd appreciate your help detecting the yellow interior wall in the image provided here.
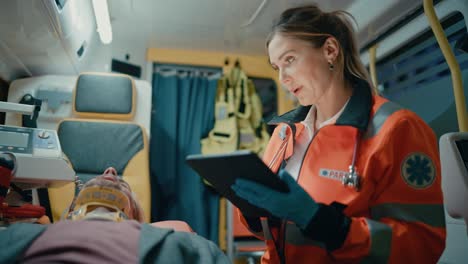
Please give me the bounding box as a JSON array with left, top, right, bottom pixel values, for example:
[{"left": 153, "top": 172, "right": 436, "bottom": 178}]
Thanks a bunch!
[{"left": 146, "top": 48, "right": 295, "bottom": 114}]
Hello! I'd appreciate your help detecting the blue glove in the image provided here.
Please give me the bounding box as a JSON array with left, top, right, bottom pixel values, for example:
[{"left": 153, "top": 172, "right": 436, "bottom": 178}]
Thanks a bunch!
[{"left": 231, "top": 170, "right": 319, "bottom": 229}]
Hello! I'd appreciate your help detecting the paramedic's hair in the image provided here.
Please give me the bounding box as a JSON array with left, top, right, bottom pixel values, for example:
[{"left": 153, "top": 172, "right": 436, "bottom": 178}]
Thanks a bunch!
[{"left": 266, "top": 4, "right": 375, "bottom": 93}]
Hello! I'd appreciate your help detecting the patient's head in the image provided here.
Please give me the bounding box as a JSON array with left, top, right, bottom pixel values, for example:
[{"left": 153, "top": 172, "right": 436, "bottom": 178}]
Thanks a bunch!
[{"left": 68, "top": 167, "right": 145, "bottom": 222}]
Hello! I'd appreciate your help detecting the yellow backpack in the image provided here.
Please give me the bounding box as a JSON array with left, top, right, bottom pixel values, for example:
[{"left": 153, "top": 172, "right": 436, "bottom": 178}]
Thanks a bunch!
[
  {"left": 201, "top": 77, "right": 238, "bottom": 154},
  {"left": 247, "top": 79, "right": 270, "bottom": 156},
  {"left": 202, "top": 66, "right": 270, "bottom": 155}
]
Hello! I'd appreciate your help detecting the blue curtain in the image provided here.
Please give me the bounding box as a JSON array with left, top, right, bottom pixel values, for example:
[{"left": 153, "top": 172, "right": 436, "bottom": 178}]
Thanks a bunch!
[{"left": 150, "top": 64, "right": 221, "bottom": 243}]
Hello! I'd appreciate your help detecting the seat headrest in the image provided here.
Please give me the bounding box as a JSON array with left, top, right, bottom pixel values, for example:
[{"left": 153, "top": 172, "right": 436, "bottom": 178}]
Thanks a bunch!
[{"left": 73, "top": 72, "right": 136, "bottom": 120}]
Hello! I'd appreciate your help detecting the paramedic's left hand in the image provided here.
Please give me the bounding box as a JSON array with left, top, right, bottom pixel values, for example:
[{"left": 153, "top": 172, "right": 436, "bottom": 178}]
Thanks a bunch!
[{"left": 231, "top": 170, "right": 318, "bottom": 229}]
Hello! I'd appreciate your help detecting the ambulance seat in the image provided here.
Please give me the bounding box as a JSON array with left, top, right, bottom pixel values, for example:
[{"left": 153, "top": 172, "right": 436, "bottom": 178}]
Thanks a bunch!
[
  {"left": 227, "top": 202, "right": 266, "bottom": 263},
  {"left": 49, "top": 72, "right": 151, "bottom": 222},
  {"left": 439, "top": 132, "right": 468, "bottom": 232},
  {"left": 5, "top": 75, "right": 152, "bottom": 136}
]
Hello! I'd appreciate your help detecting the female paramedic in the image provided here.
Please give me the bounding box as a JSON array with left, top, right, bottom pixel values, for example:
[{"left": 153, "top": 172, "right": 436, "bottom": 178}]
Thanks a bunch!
[{"left": 231, "top": 4, "right": 446, "bottom": 264}]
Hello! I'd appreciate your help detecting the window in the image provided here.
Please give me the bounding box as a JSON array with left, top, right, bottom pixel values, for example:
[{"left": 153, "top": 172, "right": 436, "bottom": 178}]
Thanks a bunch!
[{"left": 376, "top": 12, "right": 468, "bottom": 137}]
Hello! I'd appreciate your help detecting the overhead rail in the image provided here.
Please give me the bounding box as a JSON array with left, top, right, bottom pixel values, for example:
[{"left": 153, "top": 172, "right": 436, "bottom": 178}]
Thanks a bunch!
[
  {"left": 368, "top": 45, "right": 379, "bottom": 92},
  {"left": 360, "top": 0, "right": 443, "bottom": 53},
  {"left": 241, "top": 0, "right": 268, "bottom": 27},
  {"left": 424, "top": 0, "right": 468, "bottom": 132}
]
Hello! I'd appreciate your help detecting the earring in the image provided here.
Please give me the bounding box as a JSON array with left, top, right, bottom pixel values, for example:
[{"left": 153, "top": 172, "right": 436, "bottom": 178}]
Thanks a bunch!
[{"left": 328, "top": 62, "right": 334, "bottom": 71}]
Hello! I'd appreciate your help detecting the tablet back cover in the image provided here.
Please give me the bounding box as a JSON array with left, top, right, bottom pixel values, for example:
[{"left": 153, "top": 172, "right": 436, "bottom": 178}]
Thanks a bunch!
[{"left": 186, "top": 150, "right": 288, "bottom": 218}]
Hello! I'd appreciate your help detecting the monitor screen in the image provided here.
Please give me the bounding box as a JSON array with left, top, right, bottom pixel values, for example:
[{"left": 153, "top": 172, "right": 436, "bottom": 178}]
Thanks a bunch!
[
  {"left": 0, "top": 131, "right": 29, "bottom": 148},
  {"left": 455, "top": 139, "right": 468, "bottom": 172}
]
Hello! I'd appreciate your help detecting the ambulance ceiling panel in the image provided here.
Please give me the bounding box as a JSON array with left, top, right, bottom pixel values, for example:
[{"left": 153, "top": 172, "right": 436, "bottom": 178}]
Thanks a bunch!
[
  {"left": 0, "top": 0, "right": 423, "bottom": 81},
  {"left": 107, "top": 0, "right": 353, "bottom": 55},
  {"left": 0, "top": 0, "right": 97, "bottom": 80},
  {"left": 108, "top": 0, "right": 420, "bottom": 55}
]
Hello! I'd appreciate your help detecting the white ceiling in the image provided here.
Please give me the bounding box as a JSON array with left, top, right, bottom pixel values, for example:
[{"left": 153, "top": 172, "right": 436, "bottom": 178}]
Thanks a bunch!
[
  {"left": 108, "top": 0, "right": 356, "bottom": 55},
  {"left": 107, "top": 0, "right": 421, "bottom": 55},
  {"left": 0, "top": 0, "right": 422, "bottom": 81}
]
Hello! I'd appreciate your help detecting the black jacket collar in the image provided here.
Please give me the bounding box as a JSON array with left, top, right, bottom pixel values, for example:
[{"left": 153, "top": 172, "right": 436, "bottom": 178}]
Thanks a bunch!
[{"left": 268, "top": 78, "right": 372, "bottom": 131}]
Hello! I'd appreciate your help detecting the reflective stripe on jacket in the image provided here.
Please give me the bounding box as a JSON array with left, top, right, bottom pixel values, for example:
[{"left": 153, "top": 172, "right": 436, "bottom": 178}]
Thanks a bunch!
[{"left": 239, "top": 78, "right": 446, "bottom": 263}]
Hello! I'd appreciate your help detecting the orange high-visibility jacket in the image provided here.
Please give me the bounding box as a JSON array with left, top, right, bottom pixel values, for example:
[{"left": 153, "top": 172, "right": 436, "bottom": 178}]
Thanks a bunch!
[{"left": 238, "top": 78, "right": 446, "bottom": 263}]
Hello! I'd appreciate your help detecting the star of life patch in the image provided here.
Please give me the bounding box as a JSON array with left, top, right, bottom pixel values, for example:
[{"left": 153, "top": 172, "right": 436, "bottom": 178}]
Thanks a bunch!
[
  {"left": 401, "top": 152, "right": 436, "bottom": 189},
  {"left": 319, "top": 168, "right": 348, "bottom": 182}
]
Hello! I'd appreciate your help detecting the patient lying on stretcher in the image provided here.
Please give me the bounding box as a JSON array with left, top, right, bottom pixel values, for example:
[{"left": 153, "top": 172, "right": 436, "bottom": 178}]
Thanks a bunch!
[{"left": 0, "top": 165, "right": 229, "bottom": 264}]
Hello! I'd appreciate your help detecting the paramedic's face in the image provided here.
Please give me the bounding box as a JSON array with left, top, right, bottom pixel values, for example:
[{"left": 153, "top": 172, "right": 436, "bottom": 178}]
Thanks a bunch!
[{"left": 268, "top": 33, "right": 330, "bottom": 106}]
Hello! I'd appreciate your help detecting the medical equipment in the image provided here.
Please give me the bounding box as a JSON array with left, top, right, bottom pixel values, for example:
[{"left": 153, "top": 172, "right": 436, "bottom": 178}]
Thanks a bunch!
[
  {"left": 65, "top": 186, "right": 131, "bottom": 222},
  {"left": 0, "top": 101, "right": 75, "bottom": 189},
  {"left": 342, "top": 133, "right": 361, "bottom": 191},
  {"left": 439, "top": 132, "right": 468, "bottom": 235},
  {"left": 343, "top": 164, "right": 360, "bottom": 191}
]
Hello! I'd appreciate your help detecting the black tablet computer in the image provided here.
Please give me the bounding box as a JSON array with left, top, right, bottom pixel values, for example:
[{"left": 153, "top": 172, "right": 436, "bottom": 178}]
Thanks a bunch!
[{"left": 186, "top": 150, "right": 288, "bottom": 218}]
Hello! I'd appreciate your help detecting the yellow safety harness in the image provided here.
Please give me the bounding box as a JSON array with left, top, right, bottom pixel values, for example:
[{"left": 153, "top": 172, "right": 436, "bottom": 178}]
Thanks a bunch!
[{"left": 201, "top": 66, "right": 270, "bottom": 156}]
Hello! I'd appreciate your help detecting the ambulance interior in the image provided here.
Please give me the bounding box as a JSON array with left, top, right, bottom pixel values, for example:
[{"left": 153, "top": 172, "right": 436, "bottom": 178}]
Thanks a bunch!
[{"left": 0, "top": 0, "right": 468, "bottom": 263}]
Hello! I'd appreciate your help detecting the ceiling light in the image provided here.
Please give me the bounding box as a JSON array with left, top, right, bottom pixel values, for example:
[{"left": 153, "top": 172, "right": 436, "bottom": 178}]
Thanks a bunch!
[{"left": 92, "top": 0, "right": 112, "bottom": 44}]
